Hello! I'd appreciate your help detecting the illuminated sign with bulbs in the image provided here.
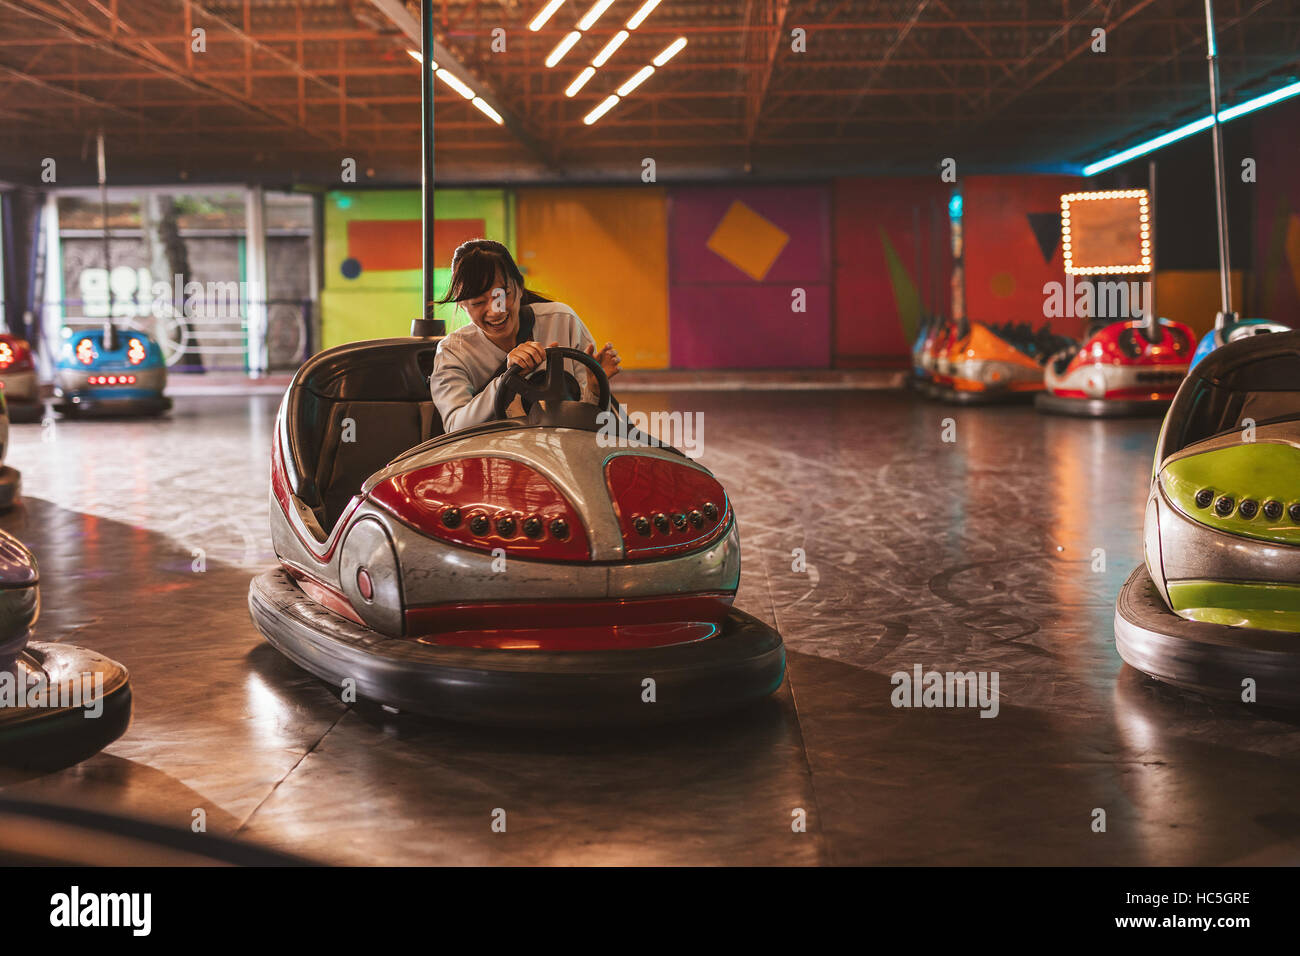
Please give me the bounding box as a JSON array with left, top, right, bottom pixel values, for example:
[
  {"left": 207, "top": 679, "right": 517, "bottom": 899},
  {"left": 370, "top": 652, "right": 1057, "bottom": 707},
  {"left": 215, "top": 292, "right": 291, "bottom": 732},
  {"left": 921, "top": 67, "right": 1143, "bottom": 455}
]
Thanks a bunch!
[{"left": 1060, "top": 189, "right": 1152, "bottom": 276}]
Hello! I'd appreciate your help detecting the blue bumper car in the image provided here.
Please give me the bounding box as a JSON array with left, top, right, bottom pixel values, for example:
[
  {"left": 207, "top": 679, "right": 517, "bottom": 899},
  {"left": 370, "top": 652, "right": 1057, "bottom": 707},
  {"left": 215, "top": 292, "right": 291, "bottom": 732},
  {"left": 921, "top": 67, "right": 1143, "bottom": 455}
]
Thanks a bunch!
[
  {"left": 53, "top": 327, "right": 172, "bottom": 418},
  {"left": 1189, "top": 318, "right": 1292, "bottom": 371}
]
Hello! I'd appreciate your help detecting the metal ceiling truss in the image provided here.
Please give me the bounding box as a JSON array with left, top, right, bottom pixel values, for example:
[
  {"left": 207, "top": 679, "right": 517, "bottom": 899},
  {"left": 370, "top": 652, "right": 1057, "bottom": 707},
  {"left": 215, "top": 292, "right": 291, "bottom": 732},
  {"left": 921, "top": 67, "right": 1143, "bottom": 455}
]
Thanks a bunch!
[{"left": 0, "top": 0, "right": 1293, "bottom": 184}]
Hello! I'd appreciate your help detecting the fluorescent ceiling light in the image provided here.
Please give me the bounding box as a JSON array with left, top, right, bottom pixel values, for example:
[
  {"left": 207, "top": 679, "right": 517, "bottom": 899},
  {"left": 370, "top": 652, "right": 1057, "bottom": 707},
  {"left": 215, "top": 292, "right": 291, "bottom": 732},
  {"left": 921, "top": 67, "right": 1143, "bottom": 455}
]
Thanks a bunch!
[
  {"left": 652, "top": 37, "right": 687, "bottom": 67},
  {"left": 546, "top": 30, "right": 582, "bottom": 67},
  {"left": 617, "top": 65, "right": 654, "bottom": 96},
  {"left": 436, "top": 68, "right": 476, "bottom": 99},
  {"left": 528, "top": 0, "right": 566, "bottom": 31},
  {"left": 1219, "top": 79, "right": 1300, "bottom": 120},
  {"left": 566, "top": 67, "right": 596, "bottom": 97},
  {"left": 584, "top": 94, "right": 620, "bottom": 125},
  {"left": 577, "top": 0, "right": 616, "bottom": 31},
  {"left": 471, "top": 97, "right": 504, "bottom": 125},
  {"left": 406, "top": 49, "right": 438, "bottom": 70},
  {"left": 1083, "top": 80, "right": 1300, "bottom": 176},
  {"left": 592, "top": 30, "right": 629, "bottom": 67},
  {"left": 626, "top": 0, "right": 662, "bottom": 30}
]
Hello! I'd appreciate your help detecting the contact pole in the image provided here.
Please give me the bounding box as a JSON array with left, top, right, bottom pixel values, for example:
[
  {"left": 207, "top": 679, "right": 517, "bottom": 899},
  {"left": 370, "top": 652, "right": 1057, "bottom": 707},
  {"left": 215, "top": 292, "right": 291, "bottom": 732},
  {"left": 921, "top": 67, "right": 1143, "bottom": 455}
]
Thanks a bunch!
[
  {"left": 417, "top": 0, "right": 444, "bottom": 336},
  {"left": 97, "top": 129, "right": 117, "bottom": 350},
  {"left": 1203, "top": 0, "right": 1235, "bottom": 328},
  {"left": 1144, "top": 159, "right": 1162, "bottom": 342}
]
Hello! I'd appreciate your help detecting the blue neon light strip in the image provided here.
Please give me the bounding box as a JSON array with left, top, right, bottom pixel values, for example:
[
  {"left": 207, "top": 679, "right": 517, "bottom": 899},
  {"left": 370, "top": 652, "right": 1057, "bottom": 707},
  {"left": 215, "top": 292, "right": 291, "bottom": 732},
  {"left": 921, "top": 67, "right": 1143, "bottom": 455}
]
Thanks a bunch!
[{"left": 1082, "top": 79, "right": 1300, "bottom": 176}]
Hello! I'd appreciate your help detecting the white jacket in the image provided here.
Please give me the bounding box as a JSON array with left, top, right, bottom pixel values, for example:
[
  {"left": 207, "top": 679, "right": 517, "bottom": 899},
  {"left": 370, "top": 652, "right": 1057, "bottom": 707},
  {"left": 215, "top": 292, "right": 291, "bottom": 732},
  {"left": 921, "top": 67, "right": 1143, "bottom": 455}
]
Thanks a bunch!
[{"left": 431, "top": 300, "right": 598, "bottom": 432}]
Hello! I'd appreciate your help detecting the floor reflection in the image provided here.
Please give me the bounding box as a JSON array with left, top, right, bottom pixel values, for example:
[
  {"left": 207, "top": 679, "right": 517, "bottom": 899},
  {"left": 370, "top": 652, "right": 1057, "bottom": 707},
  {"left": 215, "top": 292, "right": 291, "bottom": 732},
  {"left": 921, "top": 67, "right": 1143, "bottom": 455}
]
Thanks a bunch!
[{"left": 0, "top": 390, "right": 1295, "bottom": 864}]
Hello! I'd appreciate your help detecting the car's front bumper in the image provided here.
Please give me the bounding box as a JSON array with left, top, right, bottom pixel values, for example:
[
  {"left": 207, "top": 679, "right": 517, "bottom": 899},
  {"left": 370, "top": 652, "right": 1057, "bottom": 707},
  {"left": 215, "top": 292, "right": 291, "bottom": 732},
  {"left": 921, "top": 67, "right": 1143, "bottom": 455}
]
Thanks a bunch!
[
  {"left": 1034, "top": 391, "right": 1171, "bottom": 418},
  {"left": 0, "top": 370, "right": 38, "bottom": 403},
  {"left": 0, "top": 642, "right": 133, "bottom": 769},
  {"left": 1115, "top": 564, "right": 1300, "bottom": 708},
  {"left": 249, "top": 567, "right": 785, "bottom": 726},
  {"left": 53, "top": 391, "right": 172, "bottom": 418}
]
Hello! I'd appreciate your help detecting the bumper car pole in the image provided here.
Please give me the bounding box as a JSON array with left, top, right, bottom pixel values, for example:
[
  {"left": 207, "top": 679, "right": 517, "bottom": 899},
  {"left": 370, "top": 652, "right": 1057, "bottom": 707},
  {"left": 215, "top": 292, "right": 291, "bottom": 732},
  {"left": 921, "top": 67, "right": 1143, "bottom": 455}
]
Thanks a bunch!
[
  {"left": 411, "top": 0, "right": 446, "bottom": 340},
  {"left": 96, "top": 131, "right": 119, "bottom": 353},
  {"left": 1203, "top": 0, "right": 1236, "bottom": 331},
  {"left": 1141, "top": 160, "right": 1163, "bottom": 345}
]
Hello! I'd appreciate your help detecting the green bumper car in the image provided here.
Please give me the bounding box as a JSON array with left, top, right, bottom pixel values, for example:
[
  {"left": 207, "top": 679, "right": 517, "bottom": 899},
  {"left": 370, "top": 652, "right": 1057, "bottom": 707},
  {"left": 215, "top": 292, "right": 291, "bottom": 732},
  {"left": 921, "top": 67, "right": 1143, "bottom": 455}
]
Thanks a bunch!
[{"left": 1114, "top": 330, "right": 1300, "bottom": 707}]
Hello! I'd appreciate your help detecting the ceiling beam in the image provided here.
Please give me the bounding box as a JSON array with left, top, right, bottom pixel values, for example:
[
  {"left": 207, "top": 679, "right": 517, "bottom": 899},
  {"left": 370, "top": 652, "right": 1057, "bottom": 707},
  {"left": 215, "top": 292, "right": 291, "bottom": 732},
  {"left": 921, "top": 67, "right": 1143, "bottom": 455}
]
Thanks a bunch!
[
  {"left": 0, "top": 0, "right": 339, "bottom": 148},
  {"left": 743, "top": 0, "right": 793, "bottom": 149},
  {"left": 834, "top": 0, "right": 931, "bottom": 134},
  {"left": 365, "top": 0, "right": 555, "bottom": 170},
  {"left": 176, "top": 0, "right": 385, "bottom": 126}
]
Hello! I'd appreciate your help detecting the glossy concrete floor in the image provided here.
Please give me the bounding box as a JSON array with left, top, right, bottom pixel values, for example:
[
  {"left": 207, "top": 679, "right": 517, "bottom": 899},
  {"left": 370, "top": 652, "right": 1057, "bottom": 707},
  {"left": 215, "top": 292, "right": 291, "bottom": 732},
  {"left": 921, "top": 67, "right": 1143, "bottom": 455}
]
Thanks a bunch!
[{"left": 2, "top": 390, "right": 1298, "bottom": 865}]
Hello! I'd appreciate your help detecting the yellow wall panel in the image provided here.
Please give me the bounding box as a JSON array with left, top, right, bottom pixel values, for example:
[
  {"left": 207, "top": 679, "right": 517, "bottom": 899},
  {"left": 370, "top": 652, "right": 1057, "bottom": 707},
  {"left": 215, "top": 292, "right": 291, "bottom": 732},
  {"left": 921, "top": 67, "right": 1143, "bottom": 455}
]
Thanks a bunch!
[{"left": 516, "top": 187, "right": 668, "bottom": 369}]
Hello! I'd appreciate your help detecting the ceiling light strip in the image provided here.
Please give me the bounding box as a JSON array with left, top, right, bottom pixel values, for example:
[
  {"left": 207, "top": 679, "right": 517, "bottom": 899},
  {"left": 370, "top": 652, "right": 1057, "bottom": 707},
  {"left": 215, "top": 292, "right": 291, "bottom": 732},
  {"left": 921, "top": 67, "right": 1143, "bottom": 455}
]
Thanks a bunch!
[
  {"left": 1082, "top": 80, "right": 1300, "bottom": 176},
  {"left": 407, "top": 50, "right": 506, "bottom": 126},
  {"left": 582, "top": 37, "right": 688, "bottom": 122}
]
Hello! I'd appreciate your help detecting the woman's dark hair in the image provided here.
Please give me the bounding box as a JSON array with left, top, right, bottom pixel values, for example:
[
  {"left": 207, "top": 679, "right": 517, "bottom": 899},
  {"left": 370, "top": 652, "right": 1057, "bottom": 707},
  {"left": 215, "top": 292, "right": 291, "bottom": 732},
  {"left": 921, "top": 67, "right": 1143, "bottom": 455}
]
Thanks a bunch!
[{"left": 437, "top": 238, "right": 548, "bottom": 306}]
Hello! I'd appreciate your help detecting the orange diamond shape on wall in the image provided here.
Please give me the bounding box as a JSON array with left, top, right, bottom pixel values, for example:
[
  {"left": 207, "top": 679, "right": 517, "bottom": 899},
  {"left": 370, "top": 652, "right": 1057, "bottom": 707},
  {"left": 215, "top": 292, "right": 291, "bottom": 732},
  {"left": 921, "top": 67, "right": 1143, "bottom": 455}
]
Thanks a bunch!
[{"left": 705, "top": 200, "right": 790, "bottom": 281}]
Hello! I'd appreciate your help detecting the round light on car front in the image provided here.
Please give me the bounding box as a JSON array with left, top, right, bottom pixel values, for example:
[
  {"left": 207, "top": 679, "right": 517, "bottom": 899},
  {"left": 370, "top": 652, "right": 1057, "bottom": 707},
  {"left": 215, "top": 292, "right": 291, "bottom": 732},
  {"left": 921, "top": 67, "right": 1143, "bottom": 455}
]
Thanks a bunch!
[
  {"left": 1214, "top": 495, "right": 1235, "bottom": 517},
  {"left": 1263, "top": 500, "right": 1283, "bottom": 520},
  {"left": 1195, "top": 488, "right": 1214, "bottom": 509},
  {"left": 75, "top": 338, "right": 97, "bottom": 365},
  {"left": 127, "top": 337, "right": 147, "bottom": 365},
  {"left": 1239, "top": 499, "right": 1259, "bottom": 520}
]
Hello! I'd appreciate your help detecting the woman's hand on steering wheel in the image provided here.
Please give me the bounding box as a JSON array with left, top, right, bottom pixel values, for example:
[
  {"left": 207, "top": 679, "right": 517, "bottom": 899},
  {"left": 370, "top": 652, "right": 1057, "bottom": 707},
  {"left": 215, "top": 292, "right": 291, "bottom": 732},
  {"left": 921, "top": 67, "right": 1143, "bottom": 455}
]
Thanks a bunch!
[
  {"left": 506, "top": 340, "right": 557, "bottom": 375},
  {"left": 586, "top": 342, "right": 621, "bottom": 379},
  {"left": 493, "top": 345, "right": 613, "bottom": 421}
]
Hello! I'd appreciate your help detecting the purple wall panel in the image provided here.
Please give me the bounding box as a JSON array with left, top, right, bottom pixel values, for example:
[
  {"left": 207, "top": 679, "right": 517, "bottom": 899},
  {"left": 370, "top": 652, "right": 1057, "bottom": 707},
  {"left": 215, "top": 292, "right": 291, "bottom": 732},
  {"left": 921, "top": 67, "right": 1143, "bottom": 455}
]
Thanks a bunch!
[
  {"left": 669, "top": 285, "right": 831, "bottom": 369},
  {"left": 669, "top": 185, "right": 831, "bottom": 368}
]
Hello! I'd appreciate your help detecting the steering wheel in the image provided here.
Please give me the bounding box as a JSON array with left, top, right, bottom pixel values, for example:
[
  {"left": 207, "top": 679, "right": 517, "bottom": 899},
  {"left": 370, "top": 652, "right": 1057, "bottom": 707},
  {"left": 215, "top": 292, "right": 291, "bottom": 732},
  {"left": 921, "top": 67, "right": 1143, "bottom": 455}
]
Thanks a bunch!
[{"left": 492, "top": 345, "right": 612, "bottom": 421}]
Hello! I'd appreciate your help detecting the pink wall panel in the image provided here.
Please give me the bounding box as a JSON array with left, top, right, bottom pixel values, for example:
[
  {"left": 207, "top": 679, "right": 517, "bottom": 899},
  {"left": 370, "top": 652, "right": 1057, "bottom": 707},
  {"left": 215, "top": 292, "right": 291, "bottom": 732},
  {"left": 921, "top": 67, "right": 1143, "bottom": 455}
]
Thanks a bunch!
[
  {"left": 1252, "top": 97, "right": 1300, "bottom": 322},
  {"left": 668, "top": 185, "right": 831, "bottom": 368},
  {"left": 833, "top": 177, "right": 953, "bottom": 365}
]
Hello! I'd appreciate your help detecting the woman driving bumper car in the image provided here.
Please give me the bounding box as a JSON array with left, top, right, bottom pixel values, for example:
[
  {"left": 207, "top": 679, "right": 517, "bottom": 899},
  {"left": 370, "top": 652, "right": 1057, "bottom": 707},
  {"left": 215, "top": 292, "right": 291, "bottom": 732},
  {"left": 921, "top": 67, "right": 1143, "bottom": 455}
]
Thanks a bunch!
[
  {"left": 248, "top": 239, "right": 786, "bottom": 726},
  {"left": 431, "top": 240, "right": 621, "bottom": 430}
]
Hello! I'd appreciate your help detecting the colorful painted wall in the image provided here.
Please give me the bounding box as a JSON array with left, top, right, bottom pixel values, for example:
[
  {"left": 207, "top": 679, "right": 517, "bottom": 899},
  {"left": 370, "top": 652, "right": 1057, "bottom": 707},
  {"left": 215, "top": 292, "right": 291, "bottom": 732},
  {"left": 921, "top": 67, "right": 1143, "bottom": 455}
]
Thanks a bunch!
[
  {"left": 321, "top": 188, "right": 513, "bottom": 348},
  {"left": 515, "top": 187, "right": 668, "bottom": 369},
  {"left": 833, "top": 177, "right": 953, "bottom": 366},
  {"left": 1154, "top": 270, "right": 1245, "bottom": 338},
  {"left": 1252, "top": 96, "right": 1300, "bottom": 324},
  {"left": 319, "top": 161, "right": 1287, "bottom": 366},
  {"left": 962, "top": 174, "right": 1085, "bottom": 339},
  {"left": 667, "top": 185, "right": 831, "bottom": 369}
]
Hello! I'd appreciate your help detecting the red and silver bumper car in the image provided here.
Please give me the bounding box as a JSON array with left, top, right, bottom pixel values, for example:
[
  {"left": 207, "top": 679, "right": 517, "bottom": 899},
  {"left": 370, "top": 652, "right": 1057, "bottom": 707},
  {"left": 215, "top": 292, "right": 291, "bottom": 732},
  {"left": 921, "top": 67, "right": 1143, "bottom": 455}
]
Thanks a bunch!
[
  {"left": 248, "top": 340, "right": 786, "bottom": 726},
  {"left": 0, "top": 530, "right": 132, "bottom": 769},
  {"left": 0, "top": 335, "right": 42, "bottom": 425},
  {"left": 1036, "top": 318, "right": 1194, "bottom": 418}
]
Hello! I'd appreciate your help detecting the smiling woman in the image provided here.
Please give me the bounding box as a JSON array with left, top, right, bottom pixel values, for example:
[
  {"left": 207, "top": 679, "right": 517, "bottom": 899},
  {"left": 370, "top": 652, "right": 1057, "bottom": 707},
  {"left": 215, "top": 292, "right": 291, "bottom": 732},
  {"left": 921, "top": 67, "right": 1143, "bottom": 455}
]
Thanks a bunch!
[{"left": 430, "top": 239, "right": 621, "bottom": 432}]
